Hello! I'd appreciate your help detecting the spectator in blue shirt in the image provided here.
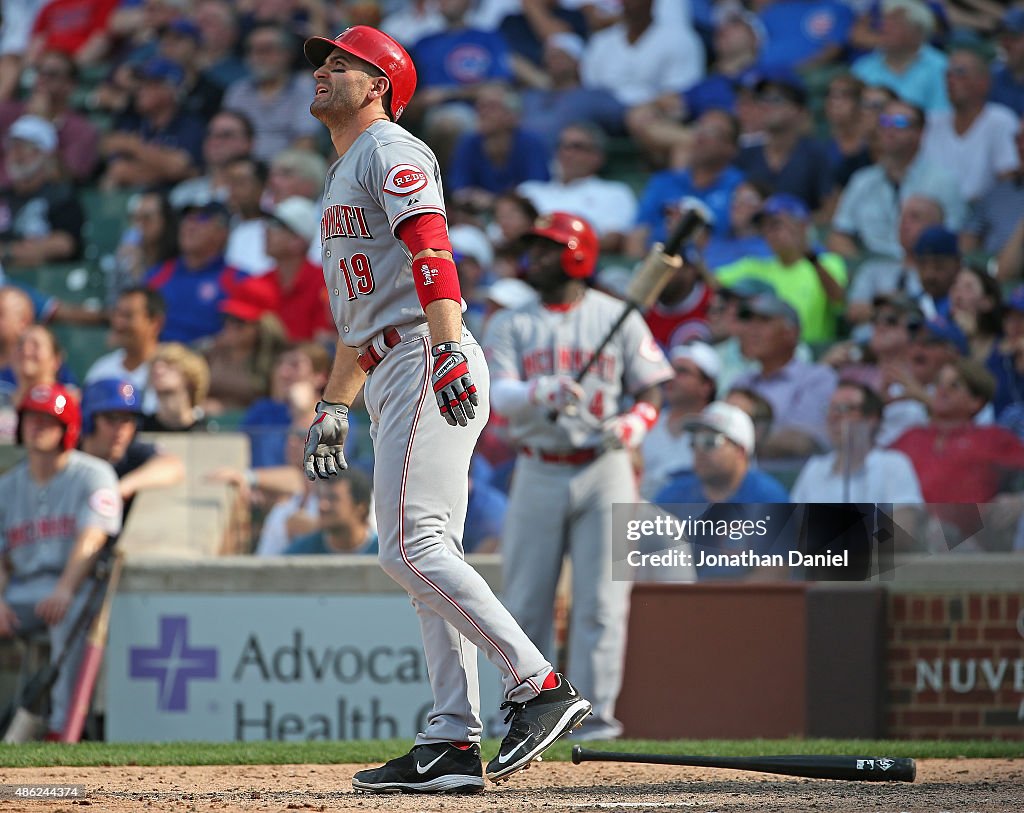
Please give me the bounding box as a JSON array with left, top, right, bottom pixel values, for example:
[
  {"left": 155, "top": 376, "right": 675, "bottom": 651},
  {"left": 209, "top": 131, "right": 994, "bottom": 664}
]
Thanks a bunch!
[
  {"left": 655, "top": 401, "right": 790, "bottom": 580},
  {"left": 735, "top": 71, "right": 833, "bottom": 215},
  {"left": 627, "top": 109, "right": 744, "bottom": 256},
  {"left": 413, "top": 1, "right": 513, "bottom": 93},
  {"left": 144, "top": 201, "right": 243, "bottom": 343},
  {"left": 991, "top": 8, "right": 1024, "bottom": 117},
  {"left": 851, "top": 0, "right": 950, "bottom": 112},
  {"left": 655, "top": 402, "right": 789, "bottom": 505},
  {"left": 100, "top": 57, "right": 206, "bottom": 190},
  {"left": 285, "top": 471, "right": 378, "bottom": 556},
  {"left": 447, "top": 83, "right": 550, "bottom": 212},
  {"left": 758, "top": 0, "right": 854, "bottom": 72}
]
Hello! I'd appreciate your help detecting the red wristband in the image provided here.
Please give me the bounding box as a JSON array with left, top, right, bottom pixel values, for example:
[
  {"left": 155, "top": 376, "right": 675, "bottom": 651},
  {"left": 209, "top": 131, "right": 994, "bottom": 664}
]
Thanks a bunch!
[
  {"left": 413, "top": 255, "right": 462, "bottom": 309},
  {"left": 628, "top": 401, "right": 659, "bottom": 430}
]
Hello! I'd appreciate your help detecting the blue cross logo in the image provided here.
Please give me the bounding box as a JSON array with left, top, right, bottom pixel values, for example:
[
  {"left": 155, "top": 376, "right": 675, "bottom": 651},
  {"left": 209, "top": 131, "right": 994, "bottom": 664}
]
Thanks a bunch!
[{"left": 129, "top": 616, "right": 217, "bottom": 712}]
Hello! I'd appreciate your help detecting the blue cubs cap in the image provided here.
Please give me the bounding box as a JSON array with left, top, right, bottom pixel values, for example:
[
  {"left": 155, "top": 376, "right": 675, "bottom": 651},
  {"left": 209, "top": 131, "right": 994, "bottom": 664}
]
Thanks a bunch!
[
  {"left": 81, "top": 378, "right": 142, "bottom": 434},
  {"left": 755, "top": 193, "right": 810, "bottom": 223},
  {"left": 137, "top": 57, "right": 186, "bottom": 85},
  {"left": 913, "top": 225, "right": 959, "bottom": 258}
]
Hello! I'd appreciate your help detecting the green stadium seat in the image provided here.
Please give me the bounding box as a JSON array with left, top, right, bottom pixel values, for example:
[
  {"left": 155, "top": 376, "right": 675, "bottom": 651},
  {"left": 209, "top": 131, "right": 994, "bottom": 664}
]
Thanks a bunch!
[{"left": 80, "top": 187, "right": 134, "bottom": 262}]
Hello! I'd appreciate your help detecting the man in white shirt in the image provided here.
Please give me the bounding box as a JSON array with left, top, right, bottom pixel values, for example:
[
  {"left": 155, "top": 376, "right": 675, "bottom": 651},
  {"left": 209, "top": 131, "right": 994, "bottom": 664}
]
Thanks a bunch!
[
  {"left": 84, "top": 287, "right": 164, "bottom": 414},
  {"left": 518, "top": 122, "right": 638, "bottom": 252},
  {"left": 580, "top": 0, "right": 704, "bottom": 109},
  {"left": 640, "top": 341, "right": 719, "bottom": 499},
  {"left": 921, "top": 45, "right": 1020, "bottom": 202},
  {"left": 791, "top": 381, "right": 923, "bottom": 504}
]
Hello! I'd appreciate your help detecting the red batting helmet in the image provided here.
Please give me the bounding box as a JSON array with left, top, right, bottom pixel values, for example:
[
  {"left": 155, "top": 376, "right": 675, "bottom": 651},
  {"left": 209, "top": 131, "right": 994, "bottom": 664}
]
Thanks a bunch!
[
  {"left": 17, "top": 383, "right": 82, "bottom": 451},
  {"left": 304, "top": 26, "right": 417, "bottom": 121},
  {"left": 525, "top": 212, "right": 599, "bottom": 279}
]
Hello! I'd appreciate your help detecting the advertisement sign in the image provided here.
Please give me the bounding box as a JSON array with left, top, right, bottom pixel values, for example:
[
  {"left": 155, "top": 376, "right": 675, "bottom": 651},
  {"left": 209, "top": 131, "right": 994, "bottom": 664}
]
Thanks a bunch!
[{"left": 106, "top": 594, "right": 506, "bottom": 742}]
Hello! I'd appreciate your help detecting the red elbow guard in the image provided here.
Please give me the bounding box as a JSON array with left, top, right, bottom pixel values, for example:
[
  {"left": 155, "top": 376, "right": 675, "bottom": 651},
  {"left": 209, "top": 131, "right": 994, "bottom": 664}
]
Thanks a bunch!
[{"left": 413, "top": 255, "right": 462, "bottom": 309}]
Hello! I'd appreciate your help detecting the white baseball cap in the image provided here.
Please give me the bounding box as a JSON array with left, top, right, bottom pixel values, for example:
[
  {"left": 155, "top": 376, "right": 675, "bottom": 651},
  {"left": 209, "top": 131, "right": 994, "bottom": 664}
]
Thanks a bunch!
[
  {"left": 669, "top": 341, "right": 721, "bottom": 381},
  {"left": 450, "top": 224, "right": 494, "bottom": 268},
  {"left": 267, "top": 196, "right": 319, "bottom": 243},
  {"left": 683, "top": 401, "right": 755, "bottom": 455},
  {"left": 7, "top": 115, "right": 58, "bottom": 153}
]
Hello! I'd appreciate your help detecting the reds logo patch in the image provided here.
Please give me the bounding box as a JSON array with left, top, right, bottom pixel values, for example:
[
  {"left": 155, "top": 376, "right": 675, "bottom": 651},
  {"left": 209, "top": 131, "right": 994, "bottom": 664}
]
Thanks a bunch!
[
  {"left": 90, "top": 488, "right": 120, "bottom": 519},
  {"left": 639, "top": 335, "right": 666, "bottom": 363},
  {"left": 384, "top": 164, "right": 428, "bottom": 196}
]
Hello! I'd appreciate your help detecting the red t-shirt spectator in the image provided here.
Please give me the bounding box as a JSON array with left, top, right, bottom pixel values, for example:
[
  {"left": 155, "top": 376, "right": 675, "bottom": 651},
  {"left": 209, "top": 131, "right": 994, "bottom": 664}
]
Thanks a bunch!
[
  {"left": 31, "top": 0, "right": 120, "bottom": 57},
  {"left": 644, "top": 281, "right": 713, "bottom": 349},
  {"left": 266, "top": 258, "right": 334, "bottom": 342},
  {"left": 891, "top": 425, "right": 1024, "bottom": 505}
]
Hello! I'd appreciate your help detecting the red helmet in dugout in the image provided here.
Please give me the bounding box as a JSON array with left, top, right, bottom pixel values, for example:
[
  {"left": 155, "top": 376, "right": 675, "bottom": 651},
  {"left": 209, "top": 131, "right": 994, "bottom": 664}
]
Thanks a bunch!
[
  {"left": 304, "top": 26, "right": 417, "bottom": 121},
  {"left": 17, "top": 383, "right": 82, "bottom": 451},
  {"left": 527, "top": 212, "right": 599, "bottom": 279}
]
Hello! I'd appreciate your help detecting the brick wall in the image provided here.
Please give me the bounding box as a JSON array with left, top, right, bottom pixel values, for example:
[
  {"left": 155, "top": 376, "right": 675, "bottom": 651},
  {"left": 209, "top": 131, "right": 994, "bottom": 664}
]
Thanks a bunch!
[{"left": 887, "top": 592, "right": 1024, "bottom": 739}]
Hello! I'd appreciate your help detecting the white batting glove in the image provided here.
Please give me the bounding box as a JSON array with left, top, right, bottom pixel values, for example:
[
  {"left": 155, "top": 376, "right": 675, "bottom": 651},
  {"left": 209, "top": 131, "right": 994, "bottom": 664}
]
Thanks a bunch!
[
  {"left": 529, "top": 375, "right": 584, "bottom": 414},
  {"left": 604, "top": 403, "right": 659, "bottom": 450},
  {"left": 303, "top": 401, "right": 349, "bottom": 480}
]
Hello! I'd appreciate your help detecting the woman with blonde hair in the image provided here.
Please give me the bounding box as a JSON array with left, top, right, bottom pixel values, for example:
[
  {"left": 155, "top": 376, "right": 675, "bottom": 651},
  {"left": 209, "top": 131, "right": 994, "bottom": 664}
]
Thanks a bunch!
[{"left": 141, "top": 342, "right": 210, "bottom": 432}]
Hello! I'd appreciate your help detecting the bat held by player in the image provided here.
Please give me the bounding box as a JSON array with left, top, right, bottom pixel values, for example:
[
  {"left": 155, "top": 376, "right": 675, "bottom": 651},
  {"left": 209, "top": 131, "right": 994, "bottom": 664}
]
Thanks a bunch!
[{"left": 571, "top": 746, "right": 916, "bottom": 782}]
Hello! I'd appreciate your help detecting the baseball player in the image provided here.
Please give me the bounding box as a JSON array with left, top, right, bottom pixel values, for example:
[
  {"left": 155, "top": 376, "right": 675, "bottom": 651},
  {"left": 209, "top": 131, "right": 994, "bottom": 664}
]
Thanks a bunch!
[
  {"left": 301, "top": 27, "right": 591, "bottom": 794},
  {"left": 483, "top": 212, "right": 673, "bottom": 740},
  {"left": 0, "top": 384, "right": 122, "bottom": 737}
]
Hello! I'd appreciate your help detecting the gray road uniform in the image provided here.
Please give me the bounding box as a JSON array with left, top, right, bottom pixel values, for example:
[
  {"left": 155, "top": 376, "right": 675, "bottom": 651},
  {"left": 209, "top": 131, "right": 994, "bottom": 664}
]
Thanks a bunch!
[
  {"left": 320, "top": 120, "right": 552, "bottom": 745},
  {"left": 0, "top": 451, "right": 122, "bottom": 732},
  {"left": 483, "top": 290, "right": 672, "bottom": 737}
]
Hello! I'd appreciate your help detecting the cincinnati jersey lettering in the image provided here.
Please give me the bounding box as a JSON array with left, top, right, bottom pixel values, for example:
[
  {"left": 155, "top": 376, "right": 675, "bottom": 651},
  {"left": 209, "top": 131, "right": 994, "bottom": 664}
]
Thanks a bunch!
[{"left": 321, "top": 204, "right": 373, "bottom": 242}]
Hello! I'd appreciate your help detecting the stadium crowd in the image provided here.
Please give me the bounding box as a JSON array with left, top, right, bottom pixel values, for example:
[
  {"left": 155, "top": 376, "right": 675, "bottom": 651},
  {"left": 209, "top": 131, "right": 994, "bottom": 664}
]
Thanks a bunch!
[{"left": 1, "top": 0, "right": 1024, "bottom": 573}]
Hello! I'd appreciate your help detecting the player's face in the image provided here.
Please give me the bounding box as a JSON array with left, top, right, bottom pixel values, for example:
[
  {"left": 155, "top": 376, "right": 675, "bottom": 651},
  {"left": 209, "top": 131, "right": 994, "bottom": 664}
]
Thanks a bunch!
[
  {"left": 310, "top": 49, "right": 381, "bottom": 126},
  {"left": 522, "top": 239, "right": 569, "bottom": 296},
  {"left": 93, "top": 411, "right": 138, "bottom": 461},
  {"left": 20, "top": 410, "right": 66, "bottom": 454}
]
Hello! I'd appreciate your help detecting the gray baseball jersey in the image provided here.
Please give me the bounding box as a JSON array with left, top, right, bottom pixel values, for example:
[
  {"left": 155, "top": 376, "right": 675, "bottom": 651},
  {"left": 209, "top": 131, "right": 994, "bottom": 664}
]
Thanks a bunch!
[
  {"left": 483, "top": 289, "right": 671, "bottom": 737},
  {"left": 0, "top": 451, "right": 122, "bottom": 583},
  {"left": 483, "top": 289, "right": 673, "bottom": 449},
  {"left": 317, "top": 119, "right": 554, "bottom": 746},
  {"left": 320, "top": 120, "right": 445, "bottom": 347}
]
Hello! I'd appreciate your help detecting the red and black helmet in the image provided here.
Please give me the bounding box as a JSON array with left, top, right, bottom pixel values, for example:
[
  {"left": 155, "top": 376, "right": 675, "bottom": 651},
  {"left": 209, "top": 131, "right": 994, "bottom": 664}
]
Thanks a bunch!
[
  {"left": 17, "top": 383, "right": 82, "bottom": 451},
  {"left": 525, "top": 212, "right": 599, "bottom": 279},
  {"left": 304, "top": 26, "right": 417, "bottom": 121}
]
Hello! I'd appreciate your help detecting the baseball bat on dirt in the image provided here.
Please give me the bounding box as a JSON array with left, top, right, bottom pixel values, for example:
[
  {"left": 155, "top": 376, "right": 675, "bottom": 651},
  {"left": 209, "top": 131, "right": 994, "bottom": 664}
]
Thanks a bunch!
[
  {"left": 60, "top": 551, "right": 125, "bottom": 742},
  {"left": 571, "top": 746, "right": 916, "bottom": 783}
]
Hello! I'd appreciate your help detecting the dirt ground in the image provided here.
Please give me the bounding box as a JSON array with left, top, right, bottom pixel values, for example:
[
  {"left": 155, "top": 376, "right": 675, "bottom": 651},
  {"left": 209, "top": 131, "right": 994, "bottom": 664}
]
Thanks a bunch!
[{"left": 1, "top": 759, "right": 1021, "bottom": 812}]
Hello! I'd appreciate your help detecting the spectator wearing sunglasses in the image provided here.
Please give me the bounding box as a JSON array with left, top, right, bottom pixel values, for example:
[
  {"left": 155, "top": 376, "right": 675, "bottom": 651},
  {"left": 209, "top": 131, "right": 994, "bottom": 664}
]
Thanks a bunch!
[
  {"left": 920, "top": 45, "right": 1020, "bottom": 203},
  {"left": 829, "top": 98, "right": 964, "bottom": 262},
  {"left": 653, "top": 402, "right": 790, "bottom": 581},
  {"left": 850, "top": 0, "right": 950, "bottom": 113},
  {"left": 654, "top": 401, "right": 789, "bottom": 505}
]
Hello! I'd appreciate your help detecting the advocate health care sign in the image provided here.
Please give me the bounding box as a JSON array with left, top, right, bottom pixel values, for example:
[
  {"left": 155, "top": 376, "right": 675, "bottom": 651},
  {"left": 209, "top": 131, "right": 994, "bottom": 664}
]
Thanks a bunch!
[{"left": 106, "top": 594, "right": 505, "bottom": 742}]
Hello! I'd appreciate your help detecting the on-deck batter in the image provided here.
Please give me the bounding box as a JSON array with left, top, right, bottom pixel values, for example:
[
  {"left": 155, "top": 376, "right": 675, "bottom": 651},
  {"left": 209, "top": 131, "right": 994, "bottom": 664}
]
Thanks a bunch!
[
  {"left": 300, "top": 26, "right": 591, "bottom": 795},
  {"left": 483, "top": 213, "right": 672, "bottom": 740}
]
